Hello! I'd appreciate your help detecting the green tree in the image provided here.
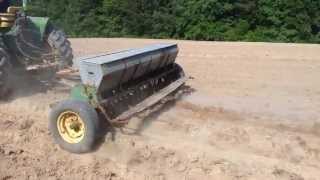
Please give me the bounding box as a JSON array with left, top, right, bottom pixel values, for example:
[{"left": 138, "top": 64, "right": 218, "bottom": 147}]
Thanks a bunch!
[{"left": 27, "top": 0, "right": 320, "bottom": 43}]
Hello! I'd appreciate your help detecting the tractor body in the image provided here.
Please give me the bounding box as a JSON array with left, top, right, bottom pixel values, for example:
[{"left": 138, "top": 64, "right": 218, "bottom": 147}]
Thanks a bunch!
[
  {"left": 0, "top": 4, "right": 73, "bottom": 97},
  {"left": 1, "top": 9, "right": 51, "bottom": 67}
]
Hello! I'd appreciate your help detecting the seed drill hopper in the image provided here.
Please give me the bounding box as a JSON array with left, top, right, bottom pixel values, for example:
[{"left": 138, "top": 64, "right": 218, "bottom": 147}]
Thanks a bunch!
[{"left": 49, "top": 43, "right": 187, "bottom": 153}]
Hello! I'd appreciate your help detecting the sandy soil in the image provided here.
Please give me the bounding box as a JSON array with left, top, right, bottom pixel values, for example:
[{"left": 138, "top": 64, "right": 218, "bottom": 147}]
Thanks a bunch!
[{"left": 1, "top": 38, "right": 320, "bottom": 180}]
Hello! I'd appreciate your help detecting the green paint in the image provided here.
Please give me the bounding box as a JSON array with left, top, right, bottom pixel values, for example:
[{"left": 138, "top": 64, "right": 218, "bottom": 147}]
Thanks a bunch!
[
  {"left": 23, "top": 0, "right": 28, "bottom": 10},
  {"left": 70, "top": 85, "right": 88, "bottom": 102},
  {"left": 3, "top": 17, "right": 50, "bottom": 41},
  {"left": 28, "top": 17, "right": 49, "bottom": 40},
  {"left": 0, "top": 16, "right": 50, "bottom": 57},
  {"left": 0, "top": 28, "right": 11, "bottom": 33},
  {"left": 70, "top": 84, "right": 99, "bottom": 107}
]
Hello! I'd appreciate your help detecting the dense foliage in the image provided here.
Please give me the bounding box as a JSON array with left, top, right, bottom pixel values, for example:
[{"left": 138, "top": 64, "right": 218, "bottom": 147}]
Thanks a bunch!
[{"left": 28, "top": 0, "right": 320, "bottom": 43}]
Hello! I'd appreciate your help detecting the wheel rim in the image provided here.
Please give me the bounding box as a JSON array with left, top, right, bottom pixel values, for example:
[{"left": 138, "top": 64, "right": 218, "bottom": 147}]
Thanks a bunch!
[{"left": 57, "top": 111, "right": 85, "bottom": 144}]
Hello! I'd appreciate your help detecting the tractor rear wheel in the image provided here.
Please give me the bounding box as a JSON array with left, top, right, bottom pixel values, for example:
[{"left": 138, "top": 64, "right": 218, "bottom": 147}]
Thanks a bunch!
[
  {"left": 46, "top": 26, "right": 73, "bottom": 69},
  {"left": 0, "top": 48, "right": 11, "bottom": 98}
]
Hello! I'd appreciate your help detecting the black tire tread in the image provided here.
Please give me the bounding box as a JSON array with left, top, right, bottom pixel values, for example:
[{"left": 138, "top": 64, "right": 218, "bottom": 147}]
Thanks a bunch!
[
  {"left": 0, "top": 48, "right": 10, "bottom": 98},
  {"left": 47, "top": 28, "right": 73, "bottom": 69}
]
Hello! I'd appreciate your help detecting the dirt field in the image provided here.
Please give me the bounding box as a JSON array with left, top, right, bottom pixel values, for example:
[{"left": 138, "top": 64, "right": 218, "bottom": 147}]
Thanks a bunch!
[{"left": 1, "top": 38, "right": 320, "bottom": 180}]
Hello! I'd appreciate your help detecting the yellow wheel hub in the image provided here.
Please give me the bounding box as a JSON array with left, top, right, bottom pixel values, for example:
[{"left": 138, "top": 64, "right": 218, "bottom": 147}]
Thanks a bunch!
[{"left": 57, "top": 111, "right": 85, "bottom": 144}]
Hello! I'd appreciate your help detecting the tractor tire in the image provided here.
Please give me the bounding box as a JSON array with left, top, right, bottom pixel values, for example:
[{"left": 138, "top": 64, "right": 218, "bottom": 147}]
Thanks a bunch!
[
  {"left": 49, "top": 99, "right": 100, "bottom": 154},
  {"left": 0, "top": 48, "right": 11, "bottom": 98},
  {"left": 46, "top": 26, "right": 73, "bottom": 69}
]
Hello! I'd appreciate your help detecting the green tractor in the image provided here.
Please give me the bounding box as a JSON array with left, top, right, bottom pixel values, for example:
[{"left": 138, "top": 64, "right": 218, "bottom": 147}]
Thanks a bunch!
[{"left": 0, "top": 0, "right": 73, "bottom": 97}]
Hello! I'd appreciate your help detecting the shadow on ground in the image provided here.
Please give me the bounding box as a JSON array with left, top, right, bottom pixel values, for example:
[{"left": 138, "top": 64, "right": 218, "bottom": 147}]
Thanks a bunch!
[
  {"left": 129, "top": 85, "right": 196, "bottom": 135},
  {"left": 0, "top": 68, "right": 78, "bottom": 103}
]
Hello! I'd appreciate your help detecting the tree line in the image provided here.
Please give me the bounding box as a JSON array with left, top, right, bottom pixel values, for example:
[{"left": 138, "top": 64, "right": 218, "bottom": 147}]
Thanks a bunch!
[{"left": 28, "top": 0, "right": 320, "bottom": 43}]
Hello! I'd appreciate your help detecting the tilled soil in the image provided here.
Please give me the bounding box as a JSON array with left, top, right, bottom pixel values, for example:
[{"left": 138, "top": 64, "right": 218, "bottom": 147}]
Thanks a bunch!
[{"left": 1, "top": 38, "right": 320, "bottom": 180}]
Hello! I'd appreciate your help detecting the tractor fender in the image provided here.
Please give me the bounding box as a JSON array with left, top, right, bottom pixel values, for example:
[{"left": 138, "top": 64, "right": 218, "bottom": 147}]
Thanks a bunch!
[{"left": 27, "top": 16, "right": 50, "bottom": 40}]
